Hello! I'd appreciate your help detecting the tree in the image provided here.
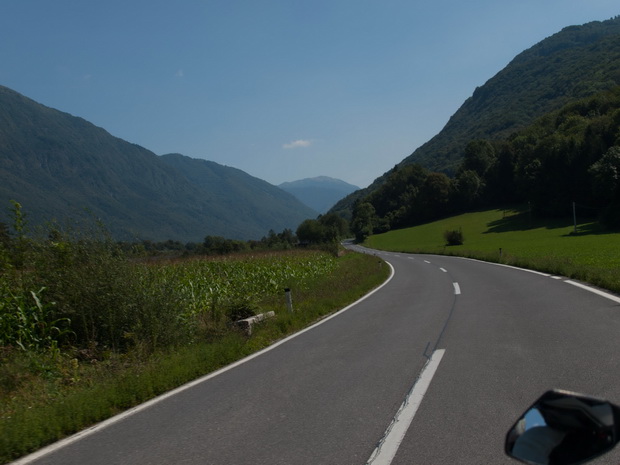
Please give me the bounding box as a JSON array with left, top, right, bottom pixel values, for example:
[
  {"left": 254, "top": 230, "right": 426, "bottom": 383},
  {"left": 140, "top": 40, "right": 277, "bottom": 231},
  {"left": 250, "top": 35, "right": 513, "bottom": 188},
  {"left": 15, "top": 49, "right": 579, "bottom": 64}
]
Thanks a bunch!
[
  {"left": 589, "top": 146, "right": 620, "bottom": 226},
  {"left": 296, "top": 219, "right": 324, "bottom": 244},
  {"left": 318, "top": 213, "right": 348, "bottom": 242},
  {"left": 418, "top": 173, "right": 451, "bottom": 220},
  {"left": 452, "top": 170, "right": 482, "bottom": 208},
  {"left": 350, "top": 202, "right": 376, "bottom": 242},
  {"left": 590, "top": 146, "right": 620, "bottom": 201},
  {"left": 203, "top": 235, "right": 247, "bottom": 255},
  {"left": 484, "top": 142, "right": 518, "bottom": 204},
  {"left": 277, "top": 228, "right": 297, "bottom": 248},
  {"left": 368, "top": 164, "right": 428, "bottom": 219},
  {"left": 460, "top": 140, "right": 495, "bottom": 177}
]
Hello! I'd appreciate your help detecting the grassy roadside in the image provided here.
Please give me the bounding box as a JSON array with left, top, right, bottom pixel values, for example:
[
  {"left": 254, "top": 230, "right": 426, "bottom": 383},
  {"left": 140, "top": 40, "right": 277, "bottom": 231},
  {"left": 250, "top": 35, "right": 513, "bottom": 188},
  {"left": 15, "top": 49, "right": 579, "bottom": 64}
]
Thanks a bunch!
[
  {"left": 366, "top": 207, "right": 620, "bottom": 294},
  {"left": 0, "top": 250, "right": 389, "bottom": 464}
]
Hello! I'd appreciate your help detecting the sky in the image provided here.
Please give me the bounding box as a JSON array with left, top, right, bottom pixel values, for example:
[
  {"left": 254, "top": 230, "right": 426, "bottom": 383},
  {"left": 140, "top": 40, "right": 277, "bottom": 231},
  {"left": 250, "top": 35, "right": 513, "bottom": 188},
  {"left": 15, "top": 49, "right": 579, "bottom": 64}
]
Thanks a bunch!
[{"left": 1, "top": 1, "right": 619, "bottom": 188}]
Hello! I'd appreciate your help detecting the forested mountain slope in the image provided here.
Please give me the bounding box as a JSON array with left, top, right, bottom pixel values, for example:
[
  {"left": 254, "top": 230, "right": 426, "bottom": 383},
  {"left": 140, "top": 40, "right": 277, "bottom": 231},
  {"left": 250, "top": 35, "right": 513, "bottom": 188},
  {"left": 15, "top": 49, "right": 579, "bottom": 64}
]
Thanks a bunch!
[
  {"left": 0, "top": 85, "right": 316, "bottom": 241},
  {"left": 160, "top": 154, "right": 318, "bottom": 236},
  {"left": 405, "top": 16, "right": 620, "bottom": 173},
  {"left": 331, "top": 16, "right": 620, "bottom": 218},
  {"left": 348, "top": 86, "right": 620, "bottom": 241}
]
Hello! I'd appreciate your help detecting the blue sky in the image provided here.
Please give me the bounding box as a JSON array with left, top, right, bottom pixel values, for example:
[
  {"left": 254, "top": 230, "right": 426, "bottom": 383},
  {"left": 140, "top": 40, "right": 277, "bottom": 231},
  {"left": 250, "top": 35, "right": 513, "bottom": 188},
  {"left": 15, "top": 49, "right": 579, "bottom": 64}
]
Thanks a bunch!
[{"left": 1, "top": 1, "right": 619, "bottom": 188}]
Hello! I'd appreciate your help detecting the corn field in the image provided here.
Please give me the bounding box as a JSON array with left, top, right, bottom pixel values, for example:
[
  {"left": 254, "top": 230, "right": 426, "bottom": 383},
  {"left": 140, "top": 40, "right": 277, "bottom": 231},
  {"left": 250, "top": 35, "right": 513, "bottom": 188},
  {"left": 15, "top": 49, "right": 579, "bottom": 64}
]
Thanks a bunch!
[
  {"left": 0, "top": 229, "right": 336, "bottom": 356},
  {"left": 0, "top": 202, "right": 342, "bottom": 357},
  {"left": 170, "top": 252, "right": 336, "bottom": 321}
]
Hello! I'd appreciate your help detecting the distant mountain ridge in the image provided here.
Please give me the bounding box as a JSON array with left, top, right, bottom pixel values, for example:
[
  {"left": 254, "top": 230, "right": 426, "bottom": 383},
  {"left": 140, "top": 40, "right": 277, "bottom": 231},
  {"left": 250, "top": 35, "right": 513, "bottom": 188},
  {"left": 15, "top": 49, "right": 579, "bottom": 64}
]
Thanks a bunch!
[
  {"left": 160, "top": 154, "right": 319, "bottom": 233},
  {"left": 330, "top": 16, "right": 620, "bottom": 217},
  {"left": 0, "top": 85, "right": 317, "bottom": 241},
  {"left": 278, "top": 176, "right": 359, "bottom": 213}
]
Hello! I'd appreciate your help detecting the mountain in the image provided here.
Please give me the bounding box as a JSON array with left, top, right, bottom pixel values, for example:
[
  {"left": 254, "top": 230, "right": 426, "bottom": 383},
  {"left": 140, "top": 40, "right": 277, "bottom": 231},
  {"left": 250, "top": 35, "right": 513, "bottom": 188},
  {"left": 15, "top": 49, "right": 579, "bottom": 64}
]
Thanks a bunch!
[
  {"left": 278, "top": 176, "right": 359, "bottom": 213},
  {"left": 160, "top": 154, "right": 319, "bottom": 234},
  {"left": 330, "top": 16, "right": 620, "bottom": 217},
  {"left": 0, "top": 85, "right": 317, "bottom": 242},
  {"left": 403, "top": 16, "right": 620, "bottom": 173}
]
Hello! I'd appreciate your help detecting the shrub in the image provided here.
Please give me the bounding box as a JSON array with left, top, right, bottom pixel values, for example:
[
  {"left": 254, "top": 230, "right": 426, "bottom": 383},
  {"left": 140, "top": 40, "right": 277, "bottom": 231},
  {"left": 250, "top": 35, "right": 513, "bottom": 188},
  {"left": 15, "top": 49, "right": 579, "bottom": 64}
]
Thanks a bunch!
[
  {"left": 444, "top": 228, "right": 464, "bottom": 246},
  {"left": 224, "top": 297, "right": 258, "bottom": 323}
]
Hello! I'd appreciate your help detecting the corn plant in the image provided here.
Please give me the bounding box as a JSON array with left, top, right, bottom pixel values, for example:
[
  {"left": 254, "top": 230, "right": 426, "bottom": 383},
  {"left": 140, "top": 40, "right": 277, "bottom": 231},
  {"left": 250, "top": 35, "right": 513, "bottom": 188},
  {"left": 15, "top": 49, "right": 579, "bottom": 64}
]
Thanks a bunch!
[
  {"left": 0, "top": 284, "right": 70, "bottom": 351},
  {"left": 166, "top": 252, "right": 337, "bottom": 330}
]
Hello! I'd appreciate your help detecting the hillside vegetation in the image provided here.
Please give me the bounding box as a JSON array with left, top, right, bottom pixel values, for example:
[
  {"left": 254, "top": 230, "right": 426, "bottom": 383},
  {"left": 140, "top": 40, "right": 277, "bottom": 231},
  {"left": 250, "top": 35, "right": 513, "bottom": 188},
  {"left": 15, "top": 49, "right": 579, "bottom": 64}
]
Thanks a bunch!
[
  {"left": 332, "top": 16, "right": 620, "bottom": 218},
  {"left": 404, "top": 16, "right": 620, "bottom": 173},
  {"left": 348, "top": 86, "right": 620, "bottom": 241}
]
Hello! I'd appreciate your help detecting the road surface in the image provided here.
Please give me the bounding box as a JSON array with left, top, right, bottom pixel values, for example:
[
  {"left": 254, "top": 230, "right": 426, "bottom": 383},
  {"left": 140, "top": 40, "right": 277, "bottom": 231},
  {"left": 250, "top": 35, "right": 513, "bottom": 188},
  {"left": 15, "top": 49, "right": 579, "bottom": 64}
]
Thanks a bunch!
[{"left": 15, "top": 247, "right": 620, "bottom": 464}]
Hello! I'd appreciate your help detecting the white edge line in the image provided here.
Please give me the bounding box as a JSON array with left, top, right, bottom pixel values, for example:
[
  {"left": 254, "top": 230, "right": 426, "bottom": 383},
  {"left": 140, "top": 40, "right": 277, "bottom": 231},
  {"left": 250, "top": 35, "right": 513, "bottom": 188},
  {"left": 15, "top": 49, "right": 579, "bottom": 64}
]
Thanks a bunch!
[
  {"left": 11, "top": 261, "right": 397, "bottom": 465},
  {"left": 394, "top": 254, "right": 619, "bottom": 302},
  {"left": 565, "top": 280, "right": 620, "bottom": 304},
  {"left": 443, "top": 255, "right": 552, "bottom": 277},
  {"left": 366, "top": 349, "right": 446, "bottom": 465}
]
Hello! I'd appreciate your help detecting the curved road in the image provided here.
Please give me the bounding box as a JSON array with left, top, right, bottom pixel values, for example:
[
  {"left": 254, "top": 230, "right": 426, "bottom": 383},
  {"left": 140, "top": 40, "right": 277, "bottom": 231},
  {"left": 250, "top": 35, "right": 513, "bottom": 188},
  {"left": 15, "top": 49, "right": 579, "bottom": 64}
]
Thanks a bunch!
[{"left": 15, "top": 247, "right": 620, "bottom": 465}]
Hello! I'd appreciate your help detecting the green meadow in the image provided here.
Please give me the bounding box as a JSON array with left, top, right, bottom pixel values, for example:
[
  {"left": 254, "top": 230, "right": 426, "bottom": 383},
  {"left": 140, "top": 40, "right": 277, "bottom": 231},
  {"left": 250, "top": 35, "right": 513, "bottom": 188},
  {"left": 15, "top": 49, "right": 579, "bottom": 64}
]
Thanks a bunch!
[{"left": 366, "top": 207, "right": 620, "bottom": 293}]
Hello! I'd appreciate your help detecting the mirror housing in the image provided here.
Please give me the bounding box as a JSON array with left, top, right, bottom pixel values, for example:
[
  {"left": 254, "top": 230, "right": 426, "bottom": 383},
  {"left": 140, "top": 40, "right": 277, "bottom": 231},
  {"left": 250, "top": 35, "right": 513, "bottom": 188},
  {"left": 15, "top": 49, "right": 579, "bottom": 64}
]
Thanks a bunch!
[{"left": 506, "top": 390, "right": 620, "bottom": 465}]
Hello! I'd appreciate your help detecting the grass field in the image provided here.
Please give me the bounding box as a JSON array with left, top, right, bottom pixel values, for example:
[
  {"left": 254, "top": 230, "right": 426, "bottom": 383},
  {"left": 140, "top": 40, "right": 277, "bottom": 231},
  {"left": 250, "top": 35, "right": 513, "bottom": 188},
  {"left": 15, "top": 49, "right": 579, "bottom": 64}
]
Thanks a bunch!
[{"left": 366, "top": 207, "right": 620, "bottom": 293}]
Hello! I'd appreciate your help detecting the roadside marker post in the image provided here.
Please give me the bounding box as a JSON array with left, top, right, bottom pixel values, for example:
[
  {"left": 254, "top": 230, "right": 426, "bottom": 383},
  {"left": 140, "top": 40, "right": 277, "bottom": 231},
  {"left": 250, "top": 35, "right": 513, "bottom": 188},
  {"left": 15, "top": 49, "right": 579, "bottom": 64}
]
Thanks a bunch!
[{"left": 285, "top": 288, "right": 293, "bottom": 313}]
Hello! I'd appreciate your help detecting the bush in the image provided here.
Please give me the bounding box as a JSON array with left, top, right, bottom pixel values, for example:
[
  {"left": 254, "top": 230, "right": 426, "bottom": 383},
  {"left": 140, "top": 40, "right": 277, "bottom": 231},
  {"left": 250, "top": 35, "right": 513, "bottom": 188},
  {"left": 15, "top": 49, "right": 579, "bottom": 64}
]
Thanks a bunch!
[
  {"left": 444, "top": 228, "right": 464, "bottom": 246},
  {"left": 224, "top": 297, "right": 258, "bottom": 323}
]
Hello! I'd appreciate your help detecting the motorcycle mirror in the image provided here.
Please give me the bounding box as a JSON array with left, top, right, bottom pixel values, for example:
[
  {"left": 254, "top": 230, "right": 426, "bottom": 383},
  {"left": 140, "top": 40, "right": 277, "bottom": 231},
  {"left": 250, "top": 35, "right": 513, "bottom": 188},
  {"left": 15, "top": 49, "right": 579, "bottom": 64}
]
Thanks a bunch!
[{"left": 505, "top": 390, "right": 620, "bottom": 465}]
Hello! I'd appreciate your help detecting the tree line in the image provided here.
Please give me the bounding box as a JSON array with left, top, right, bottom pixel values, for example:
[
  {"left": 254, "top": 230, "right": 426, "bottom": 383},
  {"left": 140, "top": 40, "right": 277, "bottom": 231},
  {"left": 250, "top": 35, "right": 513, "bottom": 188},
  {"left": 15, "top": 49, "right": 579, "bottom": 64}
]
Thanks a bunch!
[
  {"left": 350, "top": 86, "right": 620, "bottom": 241},
  {"left": 132, "top": 213, "right": 349, "bottom": 256},
  {"left": 0, "top": 208, "right": 349, "bottom": 261}
]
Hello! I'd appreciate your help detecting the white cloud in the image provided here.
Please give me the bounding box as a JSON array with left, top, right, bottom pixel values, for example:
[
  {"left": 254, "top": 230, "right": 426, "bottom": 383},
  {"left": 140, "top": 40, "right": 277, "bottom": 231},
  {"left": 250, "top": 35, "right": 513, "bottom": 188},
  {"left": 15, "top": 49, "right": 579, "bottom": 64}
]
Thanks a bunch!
[{"left": 283, "top": 139, "right": 311, "bottom": 149}]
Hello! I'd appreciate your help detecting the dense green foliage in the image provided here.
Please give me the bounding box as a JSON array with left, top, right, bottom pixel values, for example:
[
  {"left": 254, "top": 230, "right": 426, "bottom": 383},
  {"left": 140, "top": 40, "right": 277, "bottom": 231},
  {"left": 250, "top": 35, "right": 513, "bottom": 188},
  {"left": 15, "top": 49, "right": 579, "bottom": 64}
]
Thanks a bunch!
[
  {"left": 134, "top": 228, "right": 299, "bottom": 257},
  {"left": 350, "top": 86, "right": 620, "bottom": 238},
  {"left": 407, "top": 16, "right": 620, "bottom": 174},
  {"left": 332, "top": 16, "right": 620, "bottom": 218},
  {"left": 0, "top": 86, "right": 316, "bottom": 242},
  {"left": 129, "top": 218, "right": 349, "bottom": 258},
  {"left": 296, "top": 213, "right": 349, "bottom": 245}
]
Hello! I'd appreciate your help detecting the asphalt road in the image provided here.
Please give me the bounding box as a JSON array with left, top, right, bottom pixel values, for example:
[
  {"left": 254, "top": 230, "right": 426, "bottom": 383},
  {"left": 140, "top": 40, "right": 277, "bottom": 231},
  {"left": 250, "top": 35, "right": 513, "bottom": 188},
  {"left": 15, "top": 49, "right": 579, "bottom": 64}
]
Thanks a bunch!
[{"left": 15, "top": 247, "right": 620, "bottom": 465}]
